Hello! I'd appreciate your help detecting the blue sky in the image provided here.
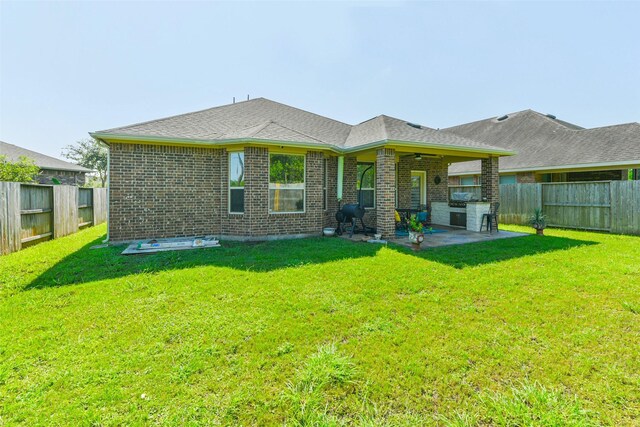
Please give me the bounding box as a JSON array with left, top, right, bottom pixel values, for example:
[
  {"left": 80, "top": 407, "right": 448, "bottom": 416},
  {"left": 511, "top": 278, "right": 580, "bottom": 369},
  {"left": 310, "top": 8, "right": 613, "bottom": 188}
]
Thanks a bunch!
[{"left": 1, "top": 1, "right": 639, "bottom": 159}]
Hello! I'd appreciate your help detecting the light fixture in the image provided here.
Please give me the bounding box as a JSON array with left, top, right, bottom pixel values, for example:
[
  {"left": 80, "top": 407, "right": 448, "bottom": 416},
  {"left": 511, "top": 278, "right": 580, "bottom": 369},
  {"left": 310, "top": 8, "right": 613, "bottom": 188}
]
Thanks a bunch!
[{"left": 414, "top": 153, "right": 422, "bottom": 160}]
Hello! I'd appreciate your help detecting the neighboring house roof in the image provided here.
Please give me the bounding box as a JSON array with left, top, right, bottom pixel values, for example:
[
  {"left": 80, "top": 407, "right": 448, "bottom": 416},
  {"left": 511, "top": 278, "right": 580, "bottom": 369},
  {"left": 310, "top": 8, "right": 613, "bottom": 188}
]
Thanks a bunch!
[
  {"left": 0, "top": 140, "right": 92, "bottom": 172},
  {"left": 92, "top": 98, "right": 512, "bottom": 156},
  {"left": 445, "top": 109, "right": 640, "bottom": 175}
]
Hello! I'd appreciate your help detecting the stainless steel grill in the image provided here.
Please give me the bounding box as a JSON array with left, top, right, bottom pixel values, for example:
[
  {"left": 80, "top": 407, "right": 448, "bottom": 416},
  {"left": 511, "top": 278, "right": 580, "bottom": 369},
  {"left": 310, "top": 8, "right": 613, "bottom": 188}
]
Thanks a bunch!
[{"left": 449, "top": 192, "right": 478, "bottom": 208}]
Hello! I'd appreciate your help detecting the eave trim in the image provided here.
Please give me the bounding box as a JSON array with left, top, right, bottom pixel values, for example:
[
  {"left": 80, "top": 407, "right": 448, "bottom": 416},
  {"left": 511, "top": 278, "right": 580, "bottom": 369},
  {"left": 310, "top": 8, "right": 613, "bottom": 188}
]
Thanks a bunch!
[
  {"left": 90, "top": 133, "right": 515, "bottom": 157},
  {"left": 450, "top": 159, "right": 640, "bottom": 176}
]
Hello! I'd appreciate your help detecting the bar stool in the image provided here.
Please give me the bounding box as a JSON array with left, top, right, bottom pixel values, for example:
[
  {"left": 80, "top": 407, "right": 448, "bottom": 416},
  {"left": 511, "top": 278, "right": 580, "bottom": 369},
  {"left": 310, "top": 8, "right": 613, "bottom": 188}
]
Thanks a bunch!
[{"left": 481, "top": 202, "right": 500, "bottom": 233}]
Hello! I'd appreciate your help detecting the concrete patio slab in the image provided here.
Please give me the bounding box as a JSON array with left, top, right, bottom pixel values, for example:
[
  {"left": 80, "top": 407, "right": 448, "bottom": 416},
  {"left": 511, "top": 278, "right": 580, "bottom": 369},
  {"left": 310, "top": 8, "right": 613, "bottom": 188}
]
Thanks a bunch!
[{"left": 339, "top": 226, "right": 528, "bottom": 249}]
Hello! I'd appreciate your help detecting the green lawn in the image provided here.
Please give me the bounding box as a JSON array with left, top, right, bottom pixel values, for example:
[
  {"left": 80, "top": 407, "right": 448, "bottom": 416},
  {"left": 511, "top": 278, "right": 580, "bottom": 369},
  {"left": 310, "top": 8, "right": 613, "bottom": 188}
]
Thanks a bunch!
[{"left": 0, "top": 224, "right": 638, "bottom": 426}]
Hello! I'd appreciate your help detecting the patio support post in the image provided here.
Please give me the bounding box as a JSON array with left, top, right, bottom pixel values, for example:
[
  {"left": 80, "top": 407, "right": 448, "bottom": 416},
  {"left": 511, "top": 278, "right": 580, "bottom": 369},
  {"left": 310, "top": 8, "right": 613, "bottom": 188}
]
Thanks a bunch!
[
  {"left": 337, "top": 156, "right": 344, "bottom": 201},
  {"left": 481, "top": 156, "right": 500, "bottom": 204},
  {"left": 376, "top": 148, "right": 396, "bottom": 239},
  {"left": 342, "top": 157, "right": 358, "bottom": 204}
]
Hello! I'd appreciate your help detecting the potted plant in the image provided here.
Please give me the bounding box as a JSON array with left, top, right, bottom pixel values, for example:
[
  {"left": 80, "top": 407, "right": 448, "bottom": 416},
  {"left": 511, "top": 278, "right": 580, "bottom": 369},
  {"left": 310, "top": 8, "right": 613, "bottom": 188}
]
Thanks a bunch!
[
  {"left": 530, "top": 208, "right": 546, "bottom": 235},
  {"left": 408, "top": 215, "right": 425, "bottom": 249}
]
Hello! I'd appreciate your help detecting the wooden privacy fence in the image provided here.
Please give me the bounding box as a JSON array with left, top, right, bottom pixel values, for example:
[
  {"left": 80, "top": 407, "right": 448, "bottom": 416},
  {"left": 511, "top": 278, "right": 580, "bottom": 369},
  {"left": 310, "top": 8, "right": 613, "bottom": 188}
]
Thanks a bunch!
[
  {"left": 0, "top": 182, "right": 108, "bottom": 255},
  {"left": 449, "top": 181, "right": 640, "bottom": 235}
]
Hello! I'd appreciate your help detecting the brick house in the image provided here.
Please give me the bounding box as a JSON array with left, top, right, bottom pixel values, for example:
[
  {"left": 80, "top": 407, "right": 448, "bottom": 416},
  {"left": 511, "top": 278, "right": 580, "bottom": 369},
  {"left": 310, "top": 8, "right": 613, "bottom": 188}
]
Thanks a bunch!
[
  {"left": 0, "top": 140, "right": 91, "bottom": 185},
  {"left": 445, "top": 110, "right": 640, "bottom": 185},
  {"left": 91, "top": 98, "right": 512, "bottom": 242}
]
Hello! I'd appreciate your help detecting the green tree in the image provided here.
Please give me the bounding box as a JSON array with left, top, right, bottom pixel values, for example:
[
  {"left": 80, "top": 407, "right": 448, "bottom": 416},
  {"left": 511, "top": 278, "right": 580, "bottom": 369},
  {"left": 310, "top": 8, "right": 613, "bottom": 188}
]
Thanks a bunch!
[
  {"left": 62, "top": 138, "right": 108, "bottom": 187},
  {"left": 0, "top": 155, "right": 40, "bottom": 182}
]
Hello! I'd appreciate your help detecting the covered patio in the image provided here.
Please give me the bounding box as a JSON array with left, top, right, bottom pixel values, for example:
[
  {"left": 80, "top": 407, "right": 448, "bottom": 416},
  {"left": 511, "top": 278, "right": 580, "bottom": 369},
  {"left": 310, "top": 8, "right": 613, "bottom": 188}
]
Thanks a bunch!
[{"left": 339, "top": 141, "right": 507, "bottom": 240}]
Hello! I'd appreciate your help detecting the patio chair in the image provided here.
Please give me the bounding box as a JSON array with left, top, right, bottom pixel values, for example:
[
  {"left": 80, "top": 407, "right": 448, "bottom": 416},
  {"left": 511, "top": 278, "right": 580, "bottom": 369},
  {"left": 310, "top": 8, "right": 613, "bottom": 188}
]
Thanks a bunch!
[
  {"left": 395, "top": 210, "right": 405, "bottom": 231},
  {"left": 481, "top": 202, "right": 500, "bottom": 233}
]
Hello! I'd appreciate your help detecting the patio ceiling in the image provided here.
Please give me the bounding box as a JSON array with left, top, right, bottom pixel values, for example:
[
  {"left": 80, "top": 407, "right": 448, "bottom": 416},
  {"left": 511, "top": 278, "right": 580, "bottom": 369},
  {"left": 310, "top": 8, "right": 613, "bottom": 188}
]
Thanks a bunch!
[{"left": 353, "top": 144, "right": 503, "bottom": 163}]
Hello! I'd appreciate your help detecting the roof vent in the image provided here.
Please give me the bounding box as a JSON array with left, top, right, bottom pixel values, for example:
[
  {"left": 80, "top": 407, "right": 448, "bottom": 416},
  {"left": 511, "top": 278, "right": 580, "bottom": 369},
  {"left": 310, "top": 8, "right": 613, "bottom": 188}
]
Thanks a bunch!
[
  {"left": 546, "top": 114, "right": 557, "bottom": 119},
  {"left": 406, "top": 122, "right": 422, "bottom": 129},
  {"left": 497, "top": 115, "right": 508, "bottom": 121}
]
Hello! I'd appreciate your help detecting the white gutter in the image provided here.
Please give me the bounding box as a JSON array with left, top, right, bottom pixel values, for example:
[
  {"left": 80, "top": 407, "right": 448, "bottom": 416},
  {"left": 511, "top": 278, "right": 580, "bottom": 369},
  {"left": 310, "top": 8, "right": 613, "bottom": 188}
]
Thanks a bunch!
[{"left": 450, "top": 159, "right": 640, "bottom": 176}]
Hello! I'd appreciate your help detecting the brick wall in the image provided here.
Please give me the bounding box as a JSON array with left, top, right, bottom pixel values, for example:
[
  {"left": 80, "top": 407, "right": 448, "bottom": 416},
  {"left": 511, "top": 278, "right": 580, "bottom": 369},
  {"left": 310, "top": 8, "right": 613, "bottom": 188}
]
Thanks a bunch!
[
  {"left": 109, "top": 142, "right": 464, "bottom": 241},
  {"left": 481, "top": 157, "right": 499, "bottom": 204},
  {"left": 427, "top": 158, "right": 449, "bottom": 202},
  {"left": 342, "top": 157, "right": 358, "bottom": 204},
  {"left": 376, "top": 148, "right": 396, "bottom": 238},
  {"left": 516, "top": 172, "right": 537, "bottom": 184},
  {"left": 109, "top": 143, "right": 330, "bottom": 241},
  {"left": 109, "top": 143, "right": 222, "bottom": 241},
  {"left": 323, "top": 156, "right": 339, "bottom": 228},
  {"left": 397, "top": 156, "right": 448, "bottom": 207},
  {"left": 397, "top": 157, "right": 412, "bottom": 209}
]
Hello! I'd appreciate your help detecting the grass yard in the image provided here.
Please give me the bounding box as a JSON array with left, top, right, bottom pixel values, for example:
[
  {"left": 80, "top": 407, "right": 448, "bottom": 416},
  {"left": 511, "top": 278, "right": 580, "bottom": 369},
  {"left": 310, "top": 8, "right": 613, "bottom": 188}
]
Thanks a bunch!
[{"left": 0, "top": 224, "right": 639, "bottom": 426}]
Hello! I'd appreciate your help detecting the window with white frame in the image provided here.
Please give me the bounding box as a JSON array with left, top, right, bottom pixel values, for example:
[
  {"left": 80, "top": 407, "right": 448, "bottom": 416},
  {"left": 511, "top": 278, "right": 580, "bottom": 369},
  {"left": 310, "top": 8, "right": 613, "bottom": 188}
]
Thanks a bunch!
[
  {"left": 357, "top": 162, "right": 375, "bottom": 208},
  {"left": 229, "top": 152, "right": 245, "bottom": 213},
  {"left": 269, "top": 153, "right": 305, "bottom": 213},
  {"left": 322, "top": 158, "right": 327, "bottom": 211}
]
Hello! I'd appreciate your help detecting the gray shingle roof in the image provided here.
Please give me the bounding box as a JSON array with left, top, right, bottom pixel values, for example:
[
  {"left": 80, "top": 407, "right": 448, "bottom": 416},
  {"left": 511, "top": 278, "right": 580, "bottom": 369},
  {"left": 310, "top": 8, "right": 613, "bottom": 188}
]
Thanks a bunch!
[
  {"left": 0, "top": 141, "right": 92, "bottom": 172},
  {"left": 345, "top": 115, "right": 508, "bottom": 152},
  {"left": 445, "top": 110, "right": 640, "bottom": 174},
  {"left": 96, "top": 98, "right": 352, "bottom": 146},
  {"left": 93, "top": 98, "right": 511, "bottom": 154}
]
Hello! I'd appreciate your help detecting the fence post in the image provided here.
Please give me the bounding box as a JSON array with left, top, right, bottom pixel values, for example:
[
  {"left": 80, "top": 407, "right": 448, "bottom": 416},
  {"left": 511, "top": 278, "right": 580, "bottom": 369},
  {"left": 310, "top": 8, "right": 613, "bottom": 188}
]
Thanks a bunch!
[{"left": 0, "top": 182, "right": 21, "bottom": 255}]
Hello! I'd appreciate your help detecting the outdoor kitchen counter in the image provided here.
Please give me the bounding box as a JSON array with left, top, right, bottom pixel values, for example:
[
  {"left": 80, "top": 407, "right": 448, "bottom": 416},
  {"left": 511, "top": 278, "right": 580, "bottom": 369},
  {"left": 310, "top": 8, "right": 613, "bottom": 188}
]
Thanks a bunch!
[
  {"left": 430, "top": 201, "right": 491, "bottom": 232},
  {"left": 465, "top": 202, "right": 491, "bottom": 232}
]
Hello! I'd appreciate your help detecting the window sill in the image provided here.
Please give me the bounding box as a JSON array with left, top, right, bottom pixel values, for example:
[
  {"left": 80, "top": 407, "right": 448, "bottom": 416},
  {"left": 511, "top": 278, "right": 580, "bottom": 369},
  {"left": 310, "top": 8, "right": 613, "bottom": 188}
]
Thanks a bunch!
[{"left": 269, "top": 211, "right": 306, "bottom": 215}]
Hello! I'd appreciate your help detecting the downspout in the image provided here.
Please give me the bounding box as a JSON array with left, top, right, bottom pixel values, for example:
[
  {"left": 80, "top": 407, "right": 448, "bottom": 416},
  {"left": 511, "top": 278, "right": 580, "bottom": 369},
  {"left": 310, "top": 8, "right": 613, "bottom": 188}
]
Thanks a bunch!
[
  {"left": 103, "top": 141, "right": 110, "bottom": 243},
  {"left": 337, "top": 156, "right": 344, "bottom": 203}
]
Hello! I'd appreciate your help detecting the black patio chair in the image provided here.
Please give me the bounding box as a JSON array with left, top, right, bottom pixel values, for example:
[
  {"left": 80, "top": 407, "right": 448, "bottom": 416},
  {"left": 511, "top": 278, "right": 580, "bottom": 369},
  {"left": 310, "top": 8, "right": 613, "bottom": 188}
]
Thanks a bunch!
[
  {"left": 481, "top": 202, "right": 500, "bottom": 233},
  {"left": 418, "top": 204, "right": 430, "bottom": 227}
]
